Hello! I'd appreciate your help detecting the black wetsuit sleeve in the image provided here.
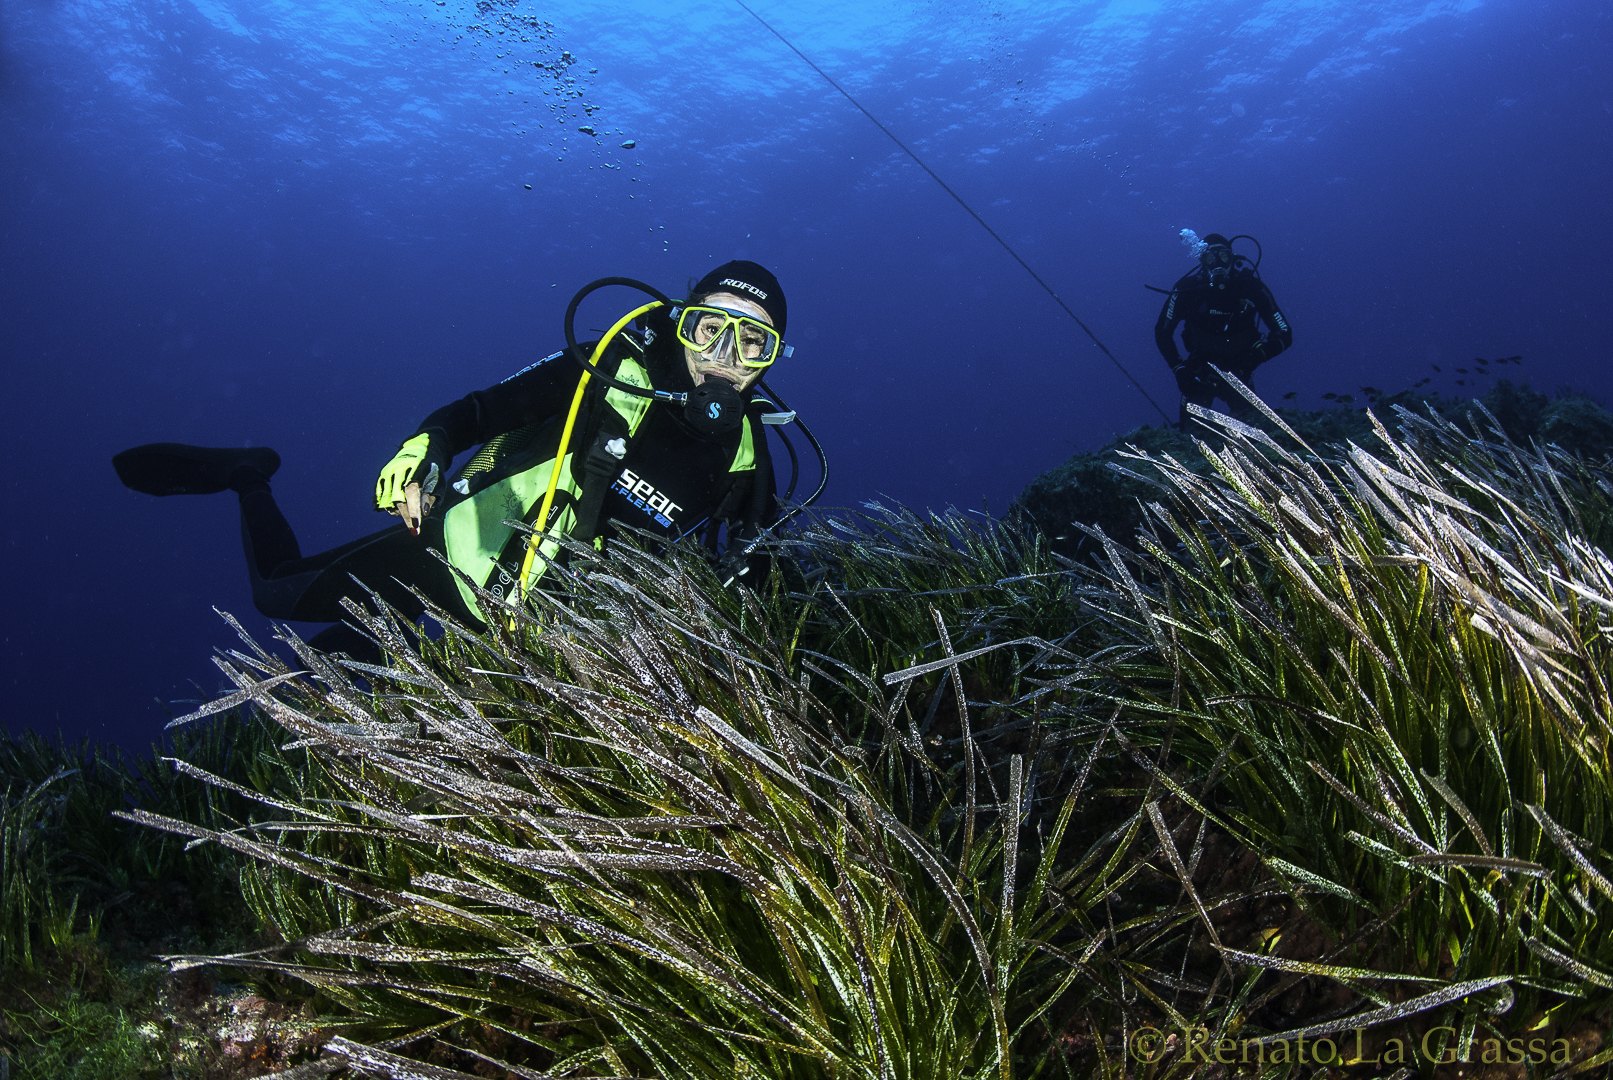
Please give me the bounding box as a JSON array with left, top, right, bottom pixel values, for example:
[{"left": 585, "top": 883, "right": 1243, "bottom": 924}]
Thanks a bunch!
[
  {"left": 1154, "top": 276, "right": 1192, "bottom": 367},
  {"left": 1253, "top": 281, "right": 1293, "bottom": 359},
  {"left": 409, "top": 349, "right": 581, "bottom": 455}
]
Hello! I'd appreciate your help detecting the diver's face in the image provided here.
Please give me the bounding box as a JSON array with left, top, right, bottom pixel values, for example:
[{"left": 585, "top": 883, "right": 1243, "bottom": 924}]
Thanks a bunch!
[
  {"left": 683, "top": 292, "right": 771, "bottom": 393},
  {"left": 1202, "top": 245, "right": 1233, "bottom": 287}
]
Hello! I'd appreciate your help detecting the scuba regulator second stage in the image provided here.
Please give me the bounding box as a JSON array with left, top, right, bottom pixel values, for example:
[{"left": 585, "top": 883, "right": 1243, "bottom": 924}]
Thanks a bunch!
[{"left": 683, "top": 377, "right": 744, "bottom": 436}]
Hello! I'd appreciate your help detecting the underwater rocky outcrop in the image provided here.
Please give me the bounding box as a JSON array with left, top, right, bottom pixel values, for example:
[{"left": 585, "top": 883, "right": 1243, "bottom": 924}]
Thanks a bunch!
[{"left": 1014, "top": 380, "right": 1613, "bottom": 556}]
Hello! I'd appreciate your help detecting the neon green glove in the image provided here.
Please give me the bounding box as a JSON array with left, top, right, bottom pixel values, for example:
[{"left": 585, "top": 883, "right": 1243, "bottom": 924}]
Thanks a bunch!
[{"left": 375, "top": 433, "right": 437, "bottom": 511}]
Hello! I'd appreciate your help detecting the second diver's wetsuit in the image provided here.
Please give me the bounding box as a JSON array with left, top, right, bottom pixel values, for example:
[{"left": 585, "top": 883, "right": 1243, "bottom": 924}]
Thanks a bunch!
[
  {"left": 1155, "top": 266, "right": 1292, "bottom": 428},
  {"left": 237, "top": 315, "right": 776, "bottom": 656}
]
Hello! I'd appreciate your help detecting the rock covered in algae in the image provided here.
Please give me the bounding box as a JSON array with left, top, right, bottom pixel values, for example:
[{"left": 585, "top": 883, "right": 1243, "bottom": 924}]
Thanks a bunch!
[{"left": 1014, "top": 381, "right": 1613, "bottom": 557}]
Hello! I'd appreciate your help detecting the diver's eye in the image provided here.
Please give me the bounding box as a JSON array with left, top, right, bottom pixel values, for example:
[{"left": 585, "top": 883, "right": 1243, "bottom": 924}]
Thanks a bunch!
[{"left": 692, "top": 315, "right": 726, "bottom": 344}]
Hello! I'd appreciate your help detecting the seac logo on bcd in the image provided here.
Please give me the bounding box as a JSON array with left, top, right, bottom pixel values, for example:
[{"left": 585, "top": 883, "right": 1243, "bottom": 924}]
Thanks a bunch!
[{"left": 612, "top": 467, "right": 683, "bottom": 523}]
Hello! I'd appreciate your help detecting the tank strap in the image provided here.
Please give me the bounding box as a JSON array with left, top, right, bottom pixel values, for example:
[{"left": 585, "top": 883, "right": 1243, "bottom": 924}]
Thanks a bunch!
[
  {"left": 570, "top": 409, "right": 633, "bottom": 543},
  {"left": 570, "top": 342, "right": 651, "bottom": 543}
]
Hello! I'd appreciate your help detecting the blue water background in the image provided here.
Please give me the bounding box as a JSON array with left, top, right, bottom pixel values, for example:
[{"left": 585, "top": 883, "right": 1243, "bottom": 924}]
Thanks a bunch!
[{"left": 2, "top": 0, "right": 1607, "bottom": 749}]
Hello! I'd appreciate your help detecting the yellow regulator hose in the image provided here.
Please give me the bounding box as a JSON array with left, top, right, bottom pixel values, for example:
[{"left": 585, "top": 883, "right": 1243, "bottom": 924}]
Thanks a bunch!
[{"left": 516, "top": 299, "right": 665, "bottom": 607}]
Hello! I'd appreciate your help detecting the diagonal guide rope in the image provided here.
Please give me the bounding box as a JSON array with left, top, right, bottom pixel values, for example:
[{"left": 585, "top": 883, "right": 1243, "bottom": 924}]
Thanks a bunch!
[{"left": 733, "top": 0, "right": 1173, "bottom": 425}]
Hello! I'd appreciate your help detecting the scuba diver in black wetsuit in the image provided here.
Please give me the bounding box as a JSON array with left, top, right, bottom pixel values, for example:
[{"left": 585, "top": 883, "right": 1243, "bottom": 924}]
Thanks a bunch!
[
  {"left": 1154, "top": 232, "right": 1292, "bottom": 430},
  {"left": 114, "top": 261, "right": 810, "bottom": 661}
]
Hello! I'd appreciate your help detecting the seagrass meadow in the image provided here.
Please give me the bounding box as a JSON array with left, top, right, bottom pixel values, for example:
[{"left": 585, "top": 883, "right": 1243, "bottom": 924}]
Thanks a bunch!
[{"left": 7, "top": 388, "right": 1613, "bottom": 1078}]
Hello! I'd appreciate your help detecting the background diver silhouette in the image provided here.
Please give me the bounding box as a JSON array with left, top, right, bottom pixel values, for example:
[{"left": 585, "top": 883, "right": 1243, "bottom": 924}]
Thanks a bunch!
[
  {"left": 113, "top": 261, "right": 789, "bottom": 664},
  {"left": 1155, "top": 232, "right": 1293, "bottom": 429}
]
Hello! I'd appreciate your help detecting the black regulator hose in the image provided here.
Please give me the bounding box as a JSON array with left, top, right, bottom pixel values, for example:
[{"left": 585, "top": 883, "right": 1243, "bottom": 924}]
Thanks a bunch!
[
  {"left": 776, "top": 425, "right": 801, "bottom": 503},
  {"left": 1229, "top": 234, "right": 1263, "bottom": 272},
  {"left": 562, "top": 277, "right": 686, "bottom": 402},
  {"left": 757, "top": 378, "right": 827, "bottom": 527},
  {"left": 719, "top": 381, "right": 827, "bottom": 584}
]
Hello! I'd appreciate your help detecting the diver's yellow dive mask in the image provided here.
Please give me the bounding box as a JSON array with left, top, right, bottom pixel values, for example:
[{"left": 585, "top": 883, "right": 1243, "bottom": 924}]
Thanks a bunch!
[{"left": 674, "top": 304, "right": 791, "bottom": 368}]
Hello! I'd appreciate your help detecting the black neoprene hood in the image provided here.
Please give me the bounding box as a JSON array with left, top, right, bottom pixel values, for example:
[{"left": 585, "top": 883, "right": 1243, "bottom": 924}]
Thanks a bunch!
[{"left": 691, "top": 260, "right": 786, "bottom": 334}]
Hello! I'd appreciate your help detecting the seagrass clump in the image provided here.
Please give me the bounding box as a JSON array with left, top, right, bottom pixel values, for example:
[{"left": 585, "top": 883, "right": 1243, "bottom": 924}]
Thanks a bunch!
[
  {"left": 121, "top": 533, "right": 1086, "bottom": 1080},
  {"left": 121, "top": 389, "right": 1613, "bottom": 1077},
  {"left": 1054, "top": 391, "right": 1613, "bottom": 1064}
]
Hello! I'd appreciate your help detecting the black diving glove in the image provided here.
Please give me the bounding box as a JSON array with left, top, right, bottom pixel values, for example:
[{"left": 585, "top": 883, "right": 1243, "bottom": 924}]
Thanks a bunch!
[{"left": 718, "top": 534, "right": 769, "bottom": 588}]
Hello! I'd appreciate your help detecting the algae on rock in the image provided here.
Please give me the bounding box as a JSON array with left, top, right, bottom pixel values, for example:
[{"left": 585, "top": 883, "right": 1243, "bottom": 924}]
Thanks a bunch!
[{"left": 1013, "top": 380, "right": 1613, "bottom": 556}]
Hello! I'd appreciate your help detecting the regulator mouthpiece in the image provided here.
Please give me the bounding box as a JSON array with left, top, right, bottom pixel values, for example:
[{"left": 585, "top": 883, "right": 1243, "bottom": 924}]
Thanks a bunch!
[{"left": 684, "top": 378, "right": 745, "bottom": 436}]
